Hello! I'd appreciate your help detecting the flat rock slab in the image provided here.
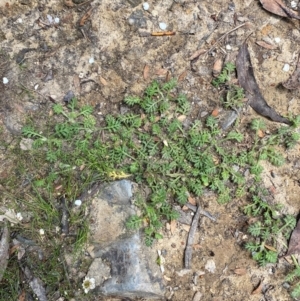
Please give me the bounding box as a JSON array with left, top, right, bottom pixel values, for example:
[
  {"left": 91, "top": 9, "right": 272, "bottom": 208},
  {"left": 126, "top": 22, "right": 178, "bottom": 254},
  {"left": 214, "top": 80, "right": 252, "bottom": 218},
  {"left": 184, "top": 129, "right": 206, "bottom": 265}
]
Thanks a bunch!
[{"left": 86, "top": 180, "right": 165, "bottom": 300}]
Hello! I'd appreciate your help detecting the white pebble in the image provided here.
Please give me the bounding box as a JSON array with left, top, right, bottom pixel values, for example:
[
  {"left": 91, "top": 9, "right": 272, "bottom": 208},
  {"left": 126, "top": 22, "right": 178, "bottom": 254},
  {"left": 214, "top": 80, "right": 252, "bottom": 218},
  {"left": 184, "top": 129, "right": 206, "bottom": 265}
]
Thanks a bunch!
[
  {"left": 159, "top": 22, "right": 167, "bottom": 30},
  {"left": 17, "top": 18, "right": 22, "bottom": 23},
  {"left": 89, "top": 57, "right": 94, "bottom": 64},
  {"left": 225, "top": 44, "right": 232, "bottom": 50},
  {"left": 74, "top": 200, "right": 82, "bottom": 206},
  {"left": 47, "top": 14, "right": 53, "bottom": 24},
  {"left": 128, "top": 18, "right": 135, "bottom": 25},
  {"left": 3, "top": 77, "right": 8, "bottom": 84},
  {"left": 54, "top": 17, "right": 60, "bottom": 24},
  {"left": 143, "top": 2, "right": 149, "bottom": 10},
  {"left": 283, "top": 63, "right": 290, "bottom": 72},
  {"left": 274, "top": 37, "right": 281, "bottom": 43},
  {"left": 291, "top": 1, "right": 297, "bottom": 8}
]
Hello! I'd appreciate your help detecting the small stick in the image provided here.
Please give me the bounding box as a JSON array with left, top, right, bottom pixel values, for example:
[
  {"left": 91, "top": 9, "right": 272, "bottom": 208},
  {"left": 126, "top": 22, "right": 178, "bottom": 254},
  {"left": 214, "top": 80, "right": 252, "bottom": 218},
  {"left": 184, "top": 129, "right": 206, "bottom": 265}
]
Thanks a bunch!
[
  {"left": 151, "top": 31, "right": 176, "bottom": 36},
  {"left": 184, "top": 205, "right": 202, "bottom": 269},
  {"left": 185, "top": 203, "right": 217, "bottom": 222},
  {"left": 206, "top": 22, "right": 248, "bottom": 55}
]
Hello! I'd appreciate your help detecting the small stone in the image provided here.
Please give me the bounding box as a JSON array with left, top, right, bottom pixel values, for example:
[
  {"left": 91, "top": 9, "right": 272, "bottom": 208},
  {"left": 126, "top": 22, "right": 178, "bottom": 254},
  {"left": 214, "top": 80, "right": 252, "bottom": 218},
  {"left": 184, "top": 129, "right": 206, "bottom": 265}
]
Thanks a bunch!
[
  {"left": 159, "top": 22, "right": 167, "bottom": 30},
  {"left": 225, "top": 44, "right": 232, "bottom": 51},
  {"left": 274, "top": 37, "right": 281, "bottom": 43},
  {"left": 2, "top": 77, "right": 8, "bottom": 84},
  {"left": 54, "top": 17, "right": 60, "bottom": 24},
  {"left": 47, "top": 14, "right": 53, "bottom": 23},
  {"left": 20, "top": 138, "right": 34, "bottom": 150},
  {"left": 143, "top": 2, "right": 149, "bottom": 10},
  {"left": 205, "top": 259, "right": 216, "bottom": 273},
  {"left": 291, "top": 1, "right": 297, "bottom": 9},
  {"left": 89, "top": 57, "right": 95, "bottom": 64},
  {"left": 128, "top": 18, "right": 135, "bottom": 25},
  {"left": 74, "top": 200, "right": 82, "bottom": 206},
  {"left": 283, "top": 63, "right": 290, "bottom": 72}
]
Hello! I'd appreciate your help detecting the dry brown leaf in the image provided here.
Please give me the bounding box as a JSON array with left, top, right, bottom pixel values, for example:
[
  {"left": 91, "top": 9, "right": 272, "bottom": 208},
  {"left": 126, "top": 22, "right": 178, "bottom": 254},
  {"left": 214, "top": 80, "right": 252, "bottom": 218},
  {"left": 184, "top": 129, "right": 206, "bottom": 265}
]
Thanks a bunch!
[
  {"left": 18, "top": 290, "right": 26, "bottom": 301},
  {"left": 211, "top": 108, "right": 219, "bottom": 117},
  {"left": 212, "top": 58, "right": 223, "bottom": 77},
  {"left": 178, "top": 70, "right": 187, "bottom": 82},
  {"left": 256, "top": 40, "right": 277, "bottom": 50},
  {"left": 165, "top": 71, "right": 171, "bottom": 82},
  {"left": 143, "top": 65, "right": 150, "bottom": 80},
  {"left": 282, "top": 54, "right": 300, "bottom": 90},
  {"left": 188, "top": 48, "right": 206, "bottom": 61},
  {"left": 234, "top": 268, "right": 247, "bottom": 275},
  {"left": 155, "top": 68, "right": 168, "bottom": 76},
  {"left": 79, "top": 7, "right": 93, "bottom": 26},
  {"left": 264, "top": 244, "right": 277, "bottom": 252},
  {"left": 170, "top": 220, "right": 177, "bottom": 234},
  {"left": 260, "top": 0, "right": 300, "bottom": 19},
  {"left": 286, "top": 218, "right": 300, "bottom": 256},
  {"left": 99, "top": 76, "right": 108, "bottom": 86},
  {"left": 257, "top": 129, "right": 265, "bottom": 138},
  {"left": 188, "top": 196, "right": 197, "bottom": 206},
  {"left": 252, "top": 280, "right": 263, "bottom": 295}
]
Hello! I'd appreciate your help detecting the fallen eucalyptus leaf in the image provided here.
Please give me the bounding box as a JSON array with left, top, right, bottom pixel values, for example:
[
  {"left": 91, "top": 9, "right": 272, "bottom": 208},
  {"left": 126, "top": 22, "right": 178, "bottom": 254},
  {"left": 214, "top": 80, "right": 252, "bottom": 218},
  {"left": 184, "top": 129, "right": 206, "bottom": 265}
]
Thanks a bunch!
[
  {"left": 260, "top": 0, "right": 300, "bottom": 19},
  {"left": 286, "top": 218, "right": 300, "bottom": 256},
  {"left": 236, "top": 43, "right": 290, "bottom": 124}
]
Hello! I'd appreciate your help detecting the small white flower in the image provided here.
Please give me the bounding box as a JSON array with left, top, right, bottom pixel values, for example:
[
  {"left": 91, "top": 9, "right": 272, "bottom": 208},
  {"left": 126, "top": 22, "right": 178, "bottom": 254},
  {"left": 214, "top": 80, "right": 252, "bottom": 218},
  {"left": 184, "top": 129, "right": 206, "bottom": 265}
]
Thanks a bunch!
[
  {"left": 82, "top": 277, "right": 96, "bottom": 293},
  {"left": 39, "top": 229, "right": 45, "bottom": 235},
  {"left": 16, "top": 212, "right": 23, "bottom": 221},
  {"left": 3, "top": 77, "right": 9, "bottom": 84}
]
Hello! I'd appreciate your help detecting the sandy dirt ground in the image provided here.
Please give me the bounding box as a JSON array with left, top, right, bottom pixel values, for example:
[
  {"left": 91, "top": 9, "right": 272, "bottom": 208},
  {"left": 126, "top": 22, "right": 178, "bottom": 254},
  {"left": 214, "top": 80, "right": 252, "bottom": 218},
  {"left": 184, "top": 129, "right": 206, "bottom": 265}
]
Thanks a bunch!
[{"left": 0, "top": 0, "right": 300, "bottom": 300}]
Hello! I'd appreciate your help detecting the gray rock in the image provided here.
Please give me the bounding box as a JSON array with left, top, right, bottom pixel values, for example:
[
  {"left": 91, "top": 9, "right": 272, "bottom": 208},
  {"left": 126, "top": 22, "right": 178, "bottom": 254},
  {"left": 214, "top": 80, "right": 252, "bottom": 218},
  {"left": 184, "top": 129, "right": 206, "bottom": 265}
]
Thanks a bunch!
[{"left": 86, "top": 180, "right": 165, "bottom": 299}]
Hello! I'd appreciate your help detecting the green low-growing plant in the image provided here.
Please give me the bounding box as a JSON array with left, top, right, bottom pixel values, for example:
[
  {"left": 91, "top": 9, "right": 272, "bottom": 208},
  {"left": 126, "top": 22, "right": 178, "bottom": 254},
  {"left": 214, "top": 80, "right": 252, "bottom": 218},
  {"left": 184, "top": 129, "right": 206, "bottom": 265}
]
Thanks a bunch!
[
  {"left": 244, "top": 195, "right": 296, "bottom": 266},
  {"left": 286, "top": 262, "right": 300, "bottom": 299},
  {"left": 20, "top": 78, "right": 300, "bottom": 248},
  {"left": 212, "top": 62, "right": 245, "bottom": 109}
]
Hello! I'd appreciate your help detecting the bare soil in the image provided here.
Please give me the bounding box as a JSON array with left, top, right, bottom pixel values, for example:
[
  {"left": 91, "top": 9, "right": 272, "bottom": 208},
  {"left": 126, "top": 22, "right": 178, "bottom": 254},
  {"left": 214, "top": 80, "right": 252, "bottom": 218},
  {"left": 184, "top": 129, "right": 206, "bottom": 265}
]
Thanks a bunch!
[{"left": 0, "top": 0, "right": 300, "bottom": 300}]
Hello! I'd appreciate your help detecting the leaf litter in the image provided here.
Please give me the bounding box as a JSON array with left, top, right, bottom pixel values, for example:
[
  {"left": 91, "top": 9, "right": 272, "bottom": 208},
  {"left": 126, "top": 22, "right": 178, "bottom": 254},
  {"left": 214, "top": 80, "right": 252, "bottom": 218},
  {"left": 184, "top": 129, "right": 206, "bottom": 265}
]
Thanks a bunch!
[
  {"left": 236, "top": 43, "right": 290, "bottom": 124},
  {"left": 260, "top": 0, "right": 300, "bottom": 19},
  {"left": 286, "top": 218, "right": 300, "bottom": 256}
]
